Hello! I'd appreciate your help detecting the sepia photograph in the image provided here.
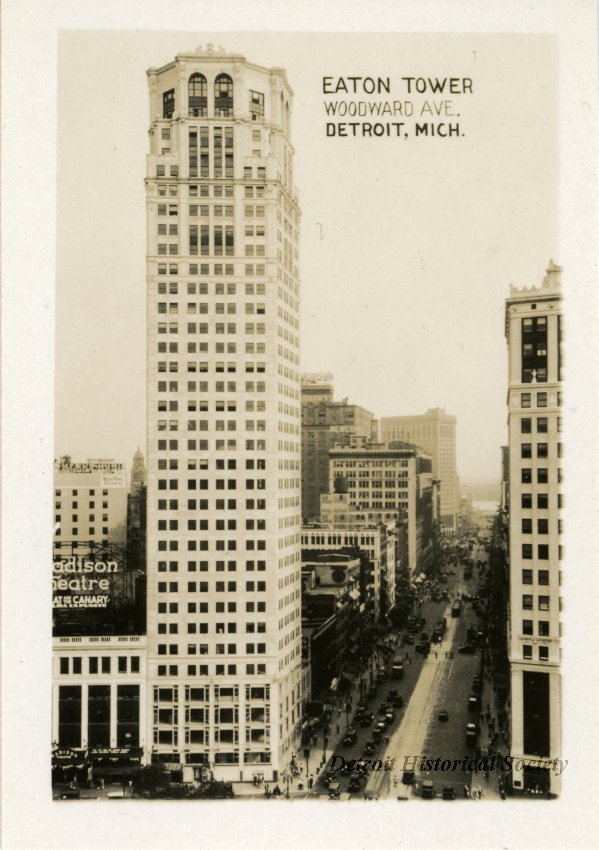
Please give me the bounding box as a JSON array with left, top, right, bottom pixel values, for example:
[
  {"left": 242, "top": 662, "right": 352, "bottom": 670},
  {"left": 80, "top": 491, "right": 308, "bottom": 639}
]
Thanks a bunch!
[{"left": 2, "top": 3, "right": 598, "bottom": 850}]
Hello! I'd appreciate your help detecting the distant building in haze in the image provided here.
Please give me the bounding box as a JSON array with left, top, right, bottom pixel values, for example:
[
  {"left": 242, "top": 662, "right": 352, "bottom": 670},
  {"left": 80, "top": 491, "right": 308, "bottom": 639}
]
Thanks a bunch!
[{"left": 380, "top": 408, "right": 459, "bottom": 532}]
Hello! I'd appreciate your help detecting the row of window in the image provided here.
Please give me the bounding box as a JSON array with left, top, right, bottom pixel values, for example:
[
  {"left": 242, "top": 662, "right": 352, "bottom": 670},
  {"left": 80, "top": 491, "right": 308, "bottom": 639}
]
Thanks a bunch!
[
  {"left": 521, "top": 468, "right": 562, "bottom": 483},
  {"left": 157, "top": 643, "right": 267, "bottom": 656},
  {"left": 519, "top": 391, "right": 561, "bottom": 408},
  {"left": 521, "top": 569, "right": 550, "bottom": 584},
  {"left": 156, "top": 323, "right": 268, "bottom": 337},
  {"left": 157, "top": 622, "right": 265, "bottom": 636},
  {"left": 521, "top": 442, "right": 562, "bottom": 458},
  {"left": 59, "top": 656, "right": 141, "bottom": 675},
  {"left": 522, "top": 645, "right": 550, "bottom": 661},
  {"left": 157, "top": 377, "right": 265, "bottom": 392},
  {"left": 157, "top": 560, "right": 266, "bottom": 572},
  {"left": 523, "top": 518, "right": 563, "bottom": 533},
  {"left": 153, "top": 685, "right": 269, "bottom": 703},
  {"left": 157, "top": 180, "right": 266, "bottom": 199},
  {"left": 522, "top": 595, "right": 551, "bottom": 610},
  {"left": 55, "top": 502, "right": 108, "bottom": 510},
  {"left": 522, "top": 620, "right": 550, "bottom": 636},
  {"left": 163, "top": 76, "right": 265, "bottom": 120},
  {"left": 156, "top": 498, "right": 266, "bottom": 510},
  {"left": 520, "top": 417, "right": 561, "bottom": 433},
  {"left": 157, "top": 263, "right": 236, "bottom": 276},
  {"left": 157, "top": 581, "right": 267, "bottom": 592},
  {"left": 155, "top": 439, "right": 268, "bottom": 452},
  {"left": 157, "top": 477, "right": 266, "bottom": 489},
  {"left": 156, "top": 664, "right": 266, "bottom": 677},
  {"left": 55, "top": 489, "right": 110, "bottom": 497},
  {"left": 170, "top": 302, "right": 266, "bottom": 314},
  {"left": 156, "top": 361, "right": 266, "bottom": 373},
  {"left": 55, "top": 527, "right": 108, "bottom": 537},
  {"left": 522, "top": 492, "right": 562, "bottom": 509}
]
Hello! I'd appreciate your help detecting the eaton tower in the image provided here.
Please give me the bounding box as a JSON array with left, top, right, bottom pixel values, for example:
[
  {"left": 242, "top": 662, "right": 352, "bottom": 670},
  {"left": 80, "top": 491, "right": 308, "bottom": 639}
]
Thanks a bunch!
[{"left": 145, "top": 46, "right": 302, "bottom": 781}]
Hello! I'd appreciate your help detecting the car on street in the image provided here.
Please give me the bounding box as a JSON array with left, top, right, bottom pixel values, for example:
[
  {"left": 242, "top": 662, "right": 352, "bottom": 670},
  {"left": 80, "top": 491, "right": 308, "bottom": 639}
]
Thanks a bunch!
[
  {"left": 438, "top": 709, "right": 449, "bottom": 721},
  {"left": 343, "top": 729, "right": 358, "bottom": 746},
  {"left": 348, "top": 773, "right": 363, "bottom": 793},
  {"left": 328, "top": 781, "right": 341, "bottom": 799},
  {"left": 442, "top": 786, "right": 456, "bottom": 800},
  {"left": 363, "top": 740, "right": 376, "bottom": 755},
  {"left": 404, "top": 634, "right": 415, "bottom": 645},
  {"left": 384, "top": 710, "right": 396, "bottom": 725},
  {"left": 466, "top": 722, "right": 479, "bottom": 741},
  {"left": 378, "top": 703, "right": 389, "bottom": 715},
  {"left": 421, "top": 780, "right": 435, "bottom": 799},
  {"left": 402, "top": 770, "right": 415, "bottom": 785},
  {"left": 360, "top": 712, "right": 374, "bottom": 727},
  {"left": 468, "top": 694, "right": 480, "bottom": 710},
  {"left": 458, "top": 643, "right": 476, "bottom": 654}
]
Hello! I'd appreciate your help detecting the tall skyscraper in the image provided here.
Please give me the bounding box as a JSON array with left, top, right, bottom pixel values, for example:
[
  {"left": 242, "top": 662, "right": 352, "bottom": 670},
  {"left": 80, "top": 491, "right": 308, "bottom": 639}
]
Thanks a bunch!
[
  {"left": 380, "top": 408, "right": 459, "bottom": 531},
  {"left": 301, "top": 375, "right": 374, "bottom": 522},
  {"left": 505, "top": 260, "right": 562, "bottom": 796},
  {"left": 145, "top": 46, "right": 302, "bottom": 781}
]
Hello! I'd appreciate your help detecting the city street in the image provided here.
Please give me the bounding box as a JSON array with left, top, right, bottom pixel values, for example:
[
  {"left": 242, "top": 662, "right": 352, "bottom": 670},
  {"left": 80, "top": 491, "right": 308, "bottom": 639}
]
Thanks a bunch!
[{"left": 312, "top": 558, "right": 495, "bottom": 802}]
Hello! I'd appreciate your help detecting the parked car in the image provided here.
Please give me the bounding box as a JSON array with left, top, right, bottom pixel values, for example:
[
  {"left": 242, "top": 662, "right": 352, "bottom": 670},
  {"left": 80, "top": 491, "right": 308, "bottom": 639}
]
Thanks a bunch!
[
  {"left": 459, "top": 644, "right": 476, "bottom": 654},
  {"left": 384, "top": 710, "right": 396, "bottom": 725},
  {"left": 360, "top": 712, "right": 374, "bottom": 727},
  {"left": 328, "top": 781, "right": 341, "bottom": 799},
  {"left": 402, "top": 770, "right": 415, "bottom": 785},
  {"left": 442, "top": 786, "right": 456, "bottom": 800},
  {"left": 378, "top": 703, "right": 389, "bottom": 715},
  {"left": 468, "top": 694, "right": 480, "bottom": 711},
  {"left": 363, "top": 740, "right": 376, "bottom": 755},
  {"left": 438, "top": 709, "right": 449, "bottom": 721},
  {"left": 404, "top": 634, "right": 415, "bottom": 645},
  {"left": 421, "top": 780, "right": 435, "bottom": 799}
]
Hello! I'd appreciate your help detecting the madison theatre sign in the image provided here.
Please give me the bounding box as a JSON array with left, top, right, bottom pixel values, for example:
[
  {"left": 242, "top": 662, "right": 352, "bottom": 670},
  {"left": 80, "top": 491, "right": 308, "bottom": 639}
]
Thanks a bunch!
[{"left": 52, "top": 557, "right": 118, "bottom": 608}]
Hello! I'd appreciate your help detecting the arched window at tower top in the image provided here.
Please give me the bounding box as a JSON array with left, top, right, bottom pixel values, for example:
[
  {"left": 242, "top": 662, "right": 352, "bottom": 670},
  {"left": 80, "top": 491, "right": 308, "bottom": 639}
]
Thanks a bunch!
[
  {"left": 188, "top": 73, "right": 207, "bottom": 117},
  {"left": 215, "top": 74, "right": 233, "bottom": 117}
]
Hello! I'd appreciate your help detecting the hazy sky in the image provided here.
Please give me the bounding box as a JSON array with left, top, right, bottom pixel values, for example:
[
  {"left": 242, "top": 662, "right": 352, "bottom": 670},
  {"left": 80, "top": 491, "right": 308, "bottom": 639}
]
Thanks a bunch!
[{"left": 55, "top": 31, "right": 559, "bottom": 483}]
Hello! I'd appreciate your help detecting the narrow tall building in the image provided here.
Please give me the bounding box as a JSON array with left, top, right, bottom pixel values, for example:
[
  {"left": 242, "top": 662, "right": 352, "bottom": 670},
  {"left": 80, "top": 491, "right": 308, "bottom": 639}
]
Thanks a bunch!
[
  {"left": 381, "top": 408, "right": 459, "bottom": 532},
  {"left": 301, "top": 375, "right": 374, "bottom": 522},
  {"left": 145, "top": 46, "right": 302, "bottom": 781},
  {"left": 505, "top": 260, "right": 562, "bottom": 796}
]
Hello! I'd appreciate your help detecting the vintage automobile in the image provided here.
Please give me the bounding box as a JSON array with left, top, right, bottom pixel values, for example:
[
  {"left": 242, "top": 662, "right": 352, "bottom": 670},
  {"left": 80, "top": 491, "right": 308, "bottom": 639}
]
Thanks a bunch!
[
  {"left": 442, "top": 786, "right": 456, "bottom": 800},
  {"left": 348, "top": 773, "right": 363, "bottom": 793},
  {"left": 421, "top": 780, "right": 435, "bottom": 799},
  {"left": 343, "top": 729, "right": 358, "bottom": 746},
  {"left": 328, "top": 781, "right": 341, "bottom": 800},
  {"left": 438, "top": 709, "right": 449, "bottom": 721},
  {"left": 466, "top": 722, "right": 479, "bottom": 742}
]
